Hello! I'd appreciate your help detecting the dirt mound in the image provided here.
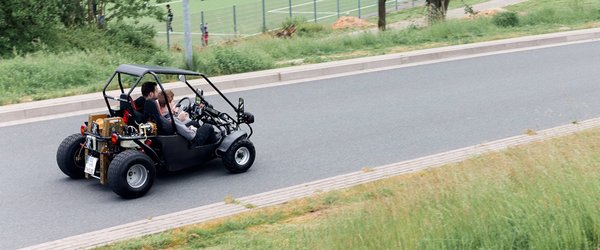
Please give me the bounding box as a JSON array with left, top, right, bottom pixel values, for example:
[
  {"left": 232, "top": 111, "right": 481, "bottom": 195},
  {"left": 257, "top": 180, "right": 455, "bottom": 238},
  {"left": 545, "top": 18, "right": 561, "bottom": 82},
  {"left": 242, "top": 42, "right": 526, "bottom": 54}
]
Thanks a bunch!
[
  {"left": 466, "top": 8, "right": 505, "bottom": 19},
  {"left": 332, "top": 16, "right": 374, "bottom": 29}
]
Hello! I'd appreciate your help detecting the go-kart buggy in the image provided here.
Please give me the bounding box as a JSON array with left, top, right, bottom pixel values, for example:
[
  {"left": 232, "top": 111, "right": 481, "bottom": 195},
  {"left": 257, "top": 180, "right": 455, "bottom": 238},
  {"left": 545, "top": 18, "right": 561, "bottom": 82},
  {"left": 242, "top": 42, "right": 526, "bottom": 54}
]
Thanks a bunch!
[{"left": 56, "top": 64, "right": 256, "bottom": 199}]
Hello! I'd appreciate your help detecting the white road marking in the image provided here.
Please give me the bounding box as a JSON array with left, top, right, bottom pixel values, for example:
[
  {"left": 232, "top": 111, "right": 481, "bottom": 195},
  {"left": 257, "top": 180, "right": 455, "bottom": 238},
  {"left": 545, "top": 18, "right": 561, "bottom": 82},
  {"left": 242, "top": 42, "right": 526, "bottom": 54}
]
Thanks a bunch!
[{"left": 154, "top": 0, "right": 182, "bottom": 6}]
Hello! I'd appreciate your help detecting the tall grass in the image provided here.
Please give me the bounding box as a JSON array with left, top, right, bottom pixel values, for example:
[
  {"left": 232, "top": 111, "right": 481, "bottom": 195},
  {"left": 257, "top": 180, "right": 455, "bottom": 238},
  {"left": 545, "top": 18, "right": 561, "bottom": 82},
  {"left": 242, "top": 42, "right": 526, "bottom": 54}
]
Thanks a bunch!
[
  {"left": 188, "top": 46, "right": 275, "bottom": 75},
  {"left": 0, "top": 51, "right": 113, "bottom": 104},
  {"left": 0, "top": 48, "right": 171, "bottom": 105},
  {"left": 101, "top": 126, "right": 600, "bottom": 250},
  {"left": 280, "top": 131, "right": 600, "bottom": 249}
]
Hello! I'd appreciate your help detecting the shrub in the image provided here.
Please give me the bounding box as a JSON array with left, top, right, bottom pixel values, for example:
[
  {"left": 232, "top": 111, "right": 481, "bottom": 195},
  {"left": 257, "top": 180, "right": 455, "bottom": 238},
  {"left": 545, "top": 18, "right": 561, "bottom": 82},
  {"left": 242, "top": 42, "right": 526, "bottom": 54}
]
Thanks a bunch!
[
  {"left": 188, "top": 47, "right": 274, "bottom": 75},
  {"left": 280, "top": 17, "right": 329, "bottom": 37},
  {"left": 105, "top": 23, "right": 156, "bottom": 48},
  {"left": 281, "top": 17, "right": 307, "bottom": 29},
  {"left": 296, "top": 22, "right": 329, "bottom": 37},
  {"left": 493, "top": 11, "right": 520, "bottom": 27},
  {"left": 0, "top": 50, "right": 119, "bottom": 104},
  {"left": 189, "top": 51, "right": 217, "bottom": 75},
  {"left": 212, "top": 47, "right": 274, "bottom": 74},
  {"left": 522, "top": 8, "right": 558, "bottom": 25}
]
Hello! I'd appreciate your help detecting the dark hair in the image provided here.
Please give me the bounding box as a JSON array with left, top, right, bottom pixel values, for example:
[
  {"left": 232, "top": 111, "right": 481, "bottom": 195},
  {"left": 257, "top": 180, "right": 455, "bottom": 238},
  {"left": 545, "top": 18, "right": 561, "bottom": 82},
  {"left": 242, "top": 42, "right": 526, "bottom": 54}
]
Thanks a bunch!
[
  {"left": 166, "top": 4, "right": 170, "bottom": 8},
  {"left": 141, "top": 81, "right": 157, "bottom": 97}
]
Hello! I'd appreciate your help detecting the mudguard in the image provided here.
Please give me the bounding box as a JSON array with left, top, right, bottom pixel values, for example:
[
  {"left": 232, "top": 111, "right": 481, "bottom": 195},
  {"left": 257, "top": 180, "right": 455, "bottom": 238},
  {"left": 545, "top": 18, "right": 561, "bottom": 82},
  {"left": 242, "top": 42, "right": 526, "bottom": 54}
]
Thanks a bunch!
[{"left": 217, "top": 130, "right": 248, "bottom": 155}]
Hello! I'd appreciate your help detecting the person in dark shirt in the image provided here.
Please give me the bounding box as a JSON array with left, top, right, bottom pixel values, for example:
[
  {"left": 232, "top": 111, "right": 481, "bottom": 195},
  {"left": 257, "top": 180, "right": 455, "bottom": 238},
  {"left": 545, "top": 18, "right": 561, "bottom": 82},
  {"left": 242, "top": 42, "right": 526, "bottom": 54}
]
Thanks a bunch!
[
  {"left": 133, "top": 81, "right": 159, "bottom": 112},
  {"left": 133, "top": 81, "right": 173, "bottom": 134},
  {"left": 166, "top": 4, "right": 174, "bottom": 32}
]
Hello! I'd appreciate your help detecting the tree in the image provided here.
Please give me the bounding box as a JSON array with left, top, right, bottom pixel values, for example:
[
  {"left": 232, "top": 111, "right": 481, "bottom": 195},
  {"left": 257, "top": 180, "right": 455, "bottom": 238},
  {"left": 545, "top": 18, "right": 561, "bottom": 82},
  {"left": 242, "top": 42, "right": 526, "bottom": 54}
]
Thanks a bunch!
[
  {"left": 426, "top": 0, "right": 450, "bottom": 23},
  {"left": 0, "top": 0, "right": 166, "bottom": 57},
  {"left": 86, "top": 0, "right": 165, "bottom": 26},
  {"left": 39, "top": 0, "right": 166, "bottom": 28},
  {"left": 378, "top": 0, "right": 386, "bottom": 31},
  {"left": 57, "top": 0, "right": 87, "bottom": 27},
  {"left": 0, "top": 0, "right": 61, "bottom": 55}
]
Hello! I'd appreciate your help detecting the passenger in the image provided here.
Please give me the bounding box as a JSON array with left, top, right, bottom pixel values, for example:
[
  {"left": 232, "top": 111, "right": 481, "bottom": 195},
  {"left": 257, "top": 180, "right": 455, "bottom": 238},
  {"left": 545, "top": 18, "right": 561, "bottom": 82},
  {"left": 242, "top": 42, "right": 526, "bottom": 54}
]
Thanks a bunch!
[
  {"left": 158, "top": 90, "right": 216, "bottom": 146},
  {"left": 135, "top": 82, "right": 172, "bottom": 134}
]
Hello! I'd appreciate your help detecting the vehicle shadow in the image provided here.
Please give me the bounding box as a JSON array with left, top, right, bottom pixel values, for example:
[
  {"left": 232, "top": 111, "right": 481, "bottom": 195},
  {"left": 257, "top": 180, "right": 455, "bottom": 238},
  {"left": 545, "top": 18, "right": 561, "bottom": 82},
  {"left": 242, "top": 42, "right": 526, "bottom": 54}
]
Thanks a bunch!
[{"left": 154, "top": 158, "right": 229, "bottom": 184}]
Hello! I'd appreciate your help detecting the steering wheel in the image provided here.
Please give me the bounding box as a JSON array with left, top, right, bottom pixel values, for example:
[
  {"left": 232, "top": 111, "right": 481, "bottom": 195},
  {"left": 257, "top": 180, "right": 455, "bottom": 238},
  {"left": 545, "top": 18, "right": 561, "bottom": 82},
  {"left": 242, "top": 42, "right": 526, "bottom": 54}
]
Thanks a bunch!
[{"left": 176, "top": 97, "right": 192, "bottom": 112}]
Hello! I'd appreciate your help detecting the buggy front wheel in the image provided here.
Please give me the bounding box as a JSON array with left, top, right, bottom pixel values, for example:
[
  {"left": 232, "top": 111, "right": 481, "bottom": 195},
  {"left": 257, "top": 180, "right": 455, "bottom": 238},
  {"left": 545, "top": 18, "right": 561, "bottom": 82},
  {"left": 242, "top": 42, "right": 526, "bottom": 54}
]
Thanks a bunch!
[{"left": 222, "top": 139, "right": 255, "bottom": 174}]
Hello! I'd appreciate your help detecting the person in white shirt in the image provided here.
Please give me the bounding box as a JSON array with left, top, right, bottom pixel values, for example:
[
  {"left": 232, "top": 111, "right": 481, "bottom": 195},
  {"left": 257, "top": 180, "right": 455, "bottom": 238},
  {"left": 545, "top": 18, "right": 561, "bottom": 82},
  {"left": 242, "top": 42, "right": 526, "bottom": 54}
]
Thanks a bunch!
[{"left": 158, "top": 90, "right": 216, "bottom": 146}]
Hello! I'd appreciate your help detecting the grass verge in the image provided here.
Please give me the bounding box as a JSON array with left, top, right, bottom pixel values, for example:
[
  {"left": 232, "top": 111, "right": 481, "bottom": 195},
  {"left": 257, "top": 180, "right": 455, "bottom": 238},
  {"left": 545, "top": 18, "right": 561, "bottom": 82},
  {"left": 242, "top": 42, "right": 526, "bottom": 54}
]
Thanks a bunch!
[
  {"left": 1, "top": 0, "right": 600, "bottom": 105},
  {"left": 99, "top": 127, "right": 600, "bottom": 249}
]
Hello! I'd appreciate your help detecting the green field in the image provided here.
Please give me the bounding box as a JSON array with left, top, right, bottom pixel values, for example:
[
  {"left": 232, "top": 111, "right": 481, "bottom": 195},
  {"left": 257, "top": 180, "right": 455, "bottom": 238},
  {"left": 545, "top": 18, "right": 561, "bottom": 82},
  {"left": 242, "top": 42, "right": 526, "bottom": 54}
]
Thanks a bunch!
[{"left": 148, "top": 0, "right": 423, "bottom": 46}]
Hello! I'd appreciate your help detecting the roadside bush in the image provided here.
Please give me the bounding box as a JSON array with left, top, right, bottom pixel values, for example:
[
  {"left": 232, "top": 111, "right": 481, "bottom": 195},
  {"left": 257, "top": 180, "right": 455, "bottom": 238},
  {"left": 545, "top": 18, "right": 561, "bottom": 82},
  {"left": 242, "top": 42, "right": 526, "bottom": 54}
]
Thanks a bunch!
[
  {"left": 296, "top": 22, "right": 330, "bottom": 37},
  {"left": 189, "top": 47, "right": 274, "bottom": 75},
  {"left": 105, "top": 22, "right": 157, "bottom": 50},
  {"left": 280, "top": 17, "right": 330, "bottom": 37},
  {"left": 493, "top": 11, "right": 520, "bottom": 27},
  {"left": 0, "top": 21, "right": 168, "bottom": 105},
  {"left": 281, "top": 17, "right": 307, "bottom": 29},
  {"left": 188, "top": 51, "right": 217, "bottom": 75},
  {"left": 0, "top": 51, "right": 119, "bottom": 104},
  {"left": 214, "top": 47, "right": 274, "bottom": 74}
]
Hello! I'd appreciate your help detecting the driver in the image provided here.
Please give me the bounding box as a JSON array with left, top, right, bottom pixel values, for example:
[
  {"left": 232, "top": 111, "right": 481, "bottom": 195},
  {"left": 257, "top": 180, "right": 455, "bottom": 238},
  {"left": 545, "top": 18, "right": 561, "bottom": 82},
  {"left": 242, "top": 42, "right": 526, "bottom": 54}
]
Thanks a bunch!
[
  {"left": 158, "top": 90, "right": 216, "bottom": 146},
  {"left": 134, "top": 81, "right": 173, "bottom": 134}
]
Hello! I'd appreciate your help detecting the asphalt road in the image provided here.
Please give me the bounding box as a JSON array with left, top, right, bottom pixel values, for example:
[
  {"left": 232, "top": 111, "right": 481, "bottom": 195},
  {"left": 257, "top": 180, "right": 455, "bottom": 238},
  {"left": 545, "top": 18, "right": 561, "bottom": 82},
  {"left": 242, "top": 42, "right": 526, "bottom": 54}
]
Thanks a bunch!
[{"left": 2, "top": 40, "right": 600, "bottom": 249}]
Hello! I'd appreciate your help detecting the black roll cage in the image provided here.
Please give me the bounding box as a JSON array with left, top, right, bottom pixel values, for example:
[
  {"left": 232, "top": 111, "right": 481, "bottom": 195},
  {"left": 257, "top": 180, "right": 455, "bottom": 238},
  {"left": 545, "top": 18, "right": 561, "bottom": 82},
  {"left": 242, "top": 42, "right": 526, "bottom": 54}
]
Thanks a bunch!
[{"left": 101, "top": 64, "right": 245, "bottom": 136}]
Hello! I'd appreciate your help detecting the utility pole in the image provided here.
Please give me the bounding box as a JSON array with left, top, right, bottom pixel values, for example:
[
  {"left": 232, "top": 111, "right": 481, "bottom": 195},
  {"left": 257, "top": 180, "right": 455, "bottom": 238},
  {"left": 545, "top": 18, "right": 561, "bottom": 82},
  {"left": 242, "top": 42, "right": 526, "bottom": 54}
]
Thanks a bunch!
[
  {"left": 378, "top": 0, "right": 386, "bottom": 31},
  {"left": 183, "top": 0, "right": 193, "bottom": 69}
]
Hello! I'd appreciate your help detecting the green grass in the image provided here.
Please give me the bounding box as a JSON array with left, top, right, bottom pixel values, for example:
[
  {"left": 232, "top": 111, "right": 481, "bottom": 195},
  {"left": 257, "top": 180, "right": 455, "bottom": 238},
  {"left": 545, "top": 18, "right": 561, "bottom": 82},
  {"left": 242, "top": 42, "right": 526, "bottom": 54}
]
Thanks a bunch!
[
  {"left": 148, "top": 0, "right": 427, "bottom": 45},
  {"left": 0, "top": 23, "right": 172, "bottom": 105},
  {"left": 100, "top": 127, "right": 600, "bottom": 249},
  {"left": 377, "top": 0, "right": 490, "bottom": 23}
]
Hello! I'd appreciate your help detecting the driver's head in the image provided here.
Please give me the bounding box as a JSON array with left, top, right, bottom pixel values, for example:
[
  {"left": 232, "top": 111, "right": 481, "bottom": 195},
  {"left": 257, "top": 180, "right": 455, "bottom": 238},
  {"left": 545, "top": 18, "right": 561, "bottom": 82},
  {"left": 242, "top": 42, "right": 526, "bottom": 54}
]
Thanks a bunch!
[{"left": 141, "top": 81, "right": 158, "bottom": 100}]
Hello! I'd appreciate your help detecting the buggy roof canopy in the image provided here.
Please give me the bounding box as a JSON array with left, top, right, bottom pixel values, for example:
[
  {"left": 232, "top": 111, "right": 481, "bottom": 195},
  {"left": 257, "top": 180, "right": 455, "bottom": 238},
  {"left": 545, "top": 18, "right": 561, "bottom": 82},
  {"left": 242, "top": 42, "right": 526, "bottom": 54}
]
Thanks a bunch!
[{"left": 116, "top": 64, "right": 201, "bottom": 77}]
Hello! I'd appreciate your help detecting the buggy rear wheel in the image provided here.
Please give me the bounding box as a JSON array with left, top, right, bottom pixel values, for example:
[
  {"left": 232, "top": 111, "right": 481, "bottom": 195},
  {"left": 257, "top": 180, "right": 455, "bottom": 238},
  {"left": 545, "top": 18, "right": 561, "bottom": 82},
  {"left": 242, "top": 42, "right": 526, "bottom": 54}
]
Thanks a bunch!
[
  {"left": 56, "top": 134, "right": 86, "bottom": 179},
  {"left": 108, "top": 150, "right": 156, "bottom": 199},
  {"left": 222, "top": 139, "right": 255, "bottom": 173}
]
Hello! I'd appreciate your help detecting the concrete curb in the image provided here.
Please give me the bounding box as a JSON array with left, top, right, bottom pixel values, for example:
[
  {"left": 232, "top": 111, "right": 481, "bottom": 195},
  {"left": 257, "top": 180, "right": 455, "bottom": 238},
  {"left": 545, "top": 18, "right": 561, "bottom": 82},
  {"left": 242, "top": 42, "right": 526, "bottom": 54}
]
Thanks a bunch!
[
  {"left": 21, "top": 116, "right": 600, "bottom": 249},
  {"left": 2, "top": 27, "right": 600, "bottom": 124}
]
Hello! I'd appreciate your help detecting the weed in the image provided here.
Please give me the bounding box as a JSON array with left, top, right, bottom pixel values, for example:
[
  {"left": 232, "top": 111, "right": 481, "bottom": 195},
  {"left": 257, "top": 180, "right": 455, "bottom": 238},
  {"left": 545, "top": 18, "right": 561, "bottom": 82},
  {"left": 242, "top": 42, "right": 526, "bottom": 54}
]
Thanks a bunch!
[
  {"left": 493, "top": 12, "right": 520, "bottom": 27},
  {"left": 362, "top": 167, "right": 374, "bottom": 172},
  {"left": 525, "top": 129, "right": 537, "bottom": 136}
]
